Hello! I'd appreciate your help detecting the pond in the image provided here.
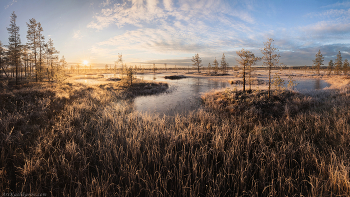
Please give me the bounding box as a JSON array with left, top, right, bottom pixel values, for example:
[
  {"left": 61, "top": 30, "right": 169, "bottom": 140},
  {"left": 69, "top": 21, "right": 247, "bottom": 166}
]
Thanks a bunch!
[
  {"left": 75, "top": 74, "right": 331, "bottom": 117},
  {"left": 131, "top": 74, "right": 230, "bottom": 116},
  {"left": 291, "top": 79, "right": 330, "bottom": 92}
]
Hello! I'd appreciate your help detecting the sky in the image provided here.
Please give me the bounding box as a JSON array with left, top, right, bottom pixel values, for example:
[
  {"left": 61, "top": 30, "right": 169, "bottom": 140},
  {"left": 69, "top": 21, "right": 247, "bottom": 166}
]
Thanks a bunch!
[{"left": 0, "top": 0, "right": 350, "bottom": 68}]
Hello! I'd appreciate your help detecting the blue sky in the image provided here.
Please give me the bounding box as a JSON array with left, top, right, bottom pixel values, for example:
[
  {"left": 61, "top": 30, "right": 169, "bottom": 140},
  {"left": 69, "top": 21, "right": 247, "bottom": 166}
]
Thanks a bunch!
[{"left": 0, "top": 0, "right": 349, "bottom": 68}]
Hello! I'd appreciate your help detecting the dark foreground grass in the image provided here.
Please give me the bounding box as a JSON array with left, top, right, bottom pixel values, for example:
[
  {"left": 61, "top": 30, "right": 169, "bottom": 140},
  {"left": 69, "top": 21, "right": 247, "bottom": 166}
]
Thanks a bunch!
[{"left": 1, "top": 81, "right": 349, "bottom": 196}]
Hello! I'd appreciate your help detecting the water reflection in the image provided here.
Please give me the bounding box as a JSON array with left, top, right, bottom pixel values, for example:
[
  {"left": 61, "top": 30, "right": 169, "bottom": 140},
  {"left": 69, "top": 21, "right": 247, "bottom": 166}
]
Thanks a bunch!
[
  {"left": 132, "top": 75, "right": 230, "bottom": 116},
  {"left": 315, "top": 79, "right": 321, "bottom": 89},
  {"left": 293, "top": 79, "right": 330, "bottom": 92},
  {"left": 75, "top": 74, "right": 331, "bottom": 116}
]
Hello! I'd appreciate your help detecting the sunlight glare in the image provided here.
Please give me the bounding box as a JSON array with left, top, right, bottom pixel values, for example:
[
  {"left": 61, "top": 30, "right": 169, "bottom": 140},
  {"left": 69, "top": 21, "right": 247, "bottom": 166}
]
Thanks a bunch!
[{"left": 83, "top": 60, "right": 89, "bottom": 65}]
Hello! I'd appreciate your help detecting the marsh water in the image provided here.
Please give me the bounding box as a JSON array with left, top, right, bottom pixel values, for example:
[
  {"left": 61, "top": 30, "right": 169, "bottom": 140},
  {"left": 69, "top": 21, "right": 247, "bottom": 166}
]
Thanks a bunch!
[{"left": 76, "top": 74, "right": 331, "bottom": 116}]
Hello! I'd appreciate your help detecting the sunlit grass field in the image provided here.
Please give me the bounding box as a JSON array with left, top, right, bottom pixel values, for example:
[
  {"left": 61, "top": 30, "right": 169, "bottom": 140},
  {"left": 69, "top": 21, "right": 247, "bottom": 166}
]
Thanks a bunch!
[{"left": 1, "top": 72, "right": 350, "bottom": 196}]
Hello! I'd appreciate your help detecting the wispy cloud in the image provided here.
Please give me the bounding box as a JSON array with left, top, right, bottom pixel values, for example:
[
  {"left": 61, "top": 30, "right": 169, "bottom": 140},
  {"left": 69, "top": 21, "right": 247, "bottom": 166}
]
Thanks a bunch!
[
  {"left": 306, "top": 8, "right": 350, "bottom": 18},
  {"left": 73, "top": 30, "right": 83, "bottom": 39},
  {"left": 321, "top": 1, "right": 350, "bottom": 8},
  {"left": 300, "top": 21, "right": 350, "bottom": 36},
  {"left": 4, "top": 0, "right": 17, "bottom": 9},
  {"left": 88, "top": 0, "right": 256, "bottom": 59}
]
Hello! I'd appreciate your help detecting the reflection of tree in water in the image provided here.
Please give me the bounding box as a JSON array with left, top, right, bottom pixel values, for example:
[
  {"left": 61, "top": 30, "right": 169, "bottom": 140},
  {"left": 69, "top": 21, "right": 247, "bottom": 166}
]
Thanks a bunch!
[
  {"left": 314, "top": 79, "right": 321, "bottom": 89},
  {"left": 193, "top": 78, "right": 200, "bottom": 95}
]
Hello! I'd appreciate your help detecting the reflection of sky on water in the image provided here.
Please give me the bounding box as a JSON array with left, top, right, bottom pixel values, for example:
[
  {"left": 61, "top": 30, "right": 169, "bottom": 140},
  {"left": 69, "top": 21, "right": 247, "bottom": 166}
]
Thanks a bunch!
[
  {"left": 285, "top": 79, "right": 330, "bottom": 92},
  {"left": 132, "top": 74, "right": 230, "bottom": 117},
  {"left": 75, "top": 74, "right": 331, "bottom": 117}
]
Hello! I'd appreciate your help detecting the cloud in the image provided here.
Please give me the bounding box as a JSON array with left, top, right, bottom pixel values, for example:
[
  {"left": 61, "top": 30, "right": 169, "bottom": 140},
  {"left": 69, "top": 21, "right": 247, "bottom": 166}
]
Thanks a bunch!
[
  {"left": 300, "top": 21, "right": 350, "bottom": 38},
  {"left": 73, "top": 30, "right": 83, "bottom": 39},
  {"left": 88, "top": 0, "right": 256, "bottom": 59},
  {"left": 87, "top": 0, "right": 255, "bottom": 29},
  {"left": 4, "top": 0, "right": 17, "bottom": 9},
  {"left": 306, "top": 8, "right": 350, "bottom": 18},
  {"left": 321, "top": 1, "right": 350, "bottom": 8}
]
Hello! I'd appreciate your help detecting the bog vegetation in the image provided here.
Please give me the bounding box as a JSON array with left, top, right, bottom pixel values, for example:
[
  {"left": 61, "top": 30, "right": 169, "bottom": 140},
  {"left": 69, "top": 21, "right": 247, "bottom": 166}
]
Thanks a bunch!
[{"left": 1, "top": 12, "right": 350, "bottom": 197}]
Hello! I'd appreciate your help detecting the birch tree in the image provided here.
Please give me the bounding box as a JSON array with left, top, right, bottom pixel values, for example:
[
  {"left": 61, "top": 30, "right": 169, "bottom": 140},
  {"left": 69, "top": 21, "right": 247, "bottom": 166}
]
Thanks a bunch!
[{"left": 261, "top": 38, "right": 280, "bottom": 98}]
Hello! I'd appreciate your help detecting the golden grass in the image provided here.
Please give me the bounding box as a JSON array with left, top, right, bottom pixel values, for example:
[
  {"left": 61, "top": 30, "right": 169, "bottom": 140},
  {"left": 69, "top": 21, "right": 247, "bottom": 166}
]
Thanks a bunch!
[{"left": 0, "top": 78, "right": 350, "bottom": 196}]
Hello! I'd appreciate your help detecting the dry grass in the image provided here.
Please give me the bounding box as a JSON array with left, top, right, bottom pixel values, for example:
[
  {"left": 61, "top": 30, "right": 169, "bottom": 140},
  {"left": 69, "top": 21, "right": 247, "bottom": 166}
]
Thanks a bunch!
[{"left": 1, "top": 77, "right": 350, "bottom": 196}]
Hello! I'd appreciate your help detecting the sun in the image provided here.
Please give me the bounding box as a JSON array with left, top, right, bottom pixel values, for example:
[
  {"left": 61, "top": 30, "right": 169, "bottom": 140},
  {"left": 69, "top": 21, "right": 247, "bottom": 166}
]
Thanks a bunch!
[{"left": 83, "top": 60, "right": 89, "bottom": 65}]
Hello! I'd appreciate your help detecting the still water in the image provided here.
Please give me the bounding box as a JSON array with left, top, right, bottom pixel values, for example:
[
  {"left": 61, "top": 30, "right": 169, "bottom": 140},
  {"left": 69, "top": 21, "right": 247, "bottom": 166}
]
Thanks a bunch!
[
  {"left": 133, "top": 74, "right": 230, "bottom": 116},
  {"left": 75, "top": 74, "right": 331, "bottom": 116},
  {"left": 291, "top": 79, "right": 330, "bottom": 92}
]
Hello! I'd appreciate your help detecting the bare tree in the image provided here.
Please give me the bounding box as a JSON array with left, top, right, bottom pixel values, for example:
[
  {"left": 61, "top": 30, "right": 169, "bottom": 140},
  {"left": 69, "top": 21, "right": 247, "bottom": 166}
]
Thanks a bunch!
[
  {"left": 335, "top": 51, "right": 342, "bottom": 75},
  {"left": 191, "top": 53, "right": 202, "bottom": 73},
  {"left": 261, "top": 38, "right": 280, "bottom": 98},
  {"left": 313, "top": 50, "right": 324, "bottom": 76},
  {"left": 7, "top": 11, "right": 22, "bottom": 85}
]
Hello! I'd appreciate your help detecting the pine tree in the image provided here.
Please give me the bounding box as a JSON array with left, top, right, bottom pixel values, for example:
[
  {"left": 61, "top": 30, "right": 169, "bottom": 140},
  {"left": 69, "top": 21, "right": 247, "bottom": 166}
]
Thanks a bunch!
[
  {"left": 208, "top": 63, "right": 211, "bottom": 74},
  {"left": 327, "top": 60, "right": 333, "bottom": 75},
  {"left": 213, "top": 58, "right": 219, "bottom": 74},
  {"left": 26, "top": 18, "right": 39, "bottom": 81},
  {"left": 37, "top": 22, "right": 45, "bottom": 81},
  {"left": 221, "top": 53, "right": 228, "bottom": 74},
  {"left": 261, "top": 38, "right": 280, "bottom": 98},
  {"left": 118, "top": 53, "right": 123, "bottom": 76},
  {"left": 247, "top": 53, "right": 260, "bottom": 91},
  {"left": 7, "top": 11, "right": 22, "bottom": 85},
  {"left": 335, "top": 51, "right": 342, "bottom": 75},
  {"left": 0, "top": 41, "right": 9, "bottom": 78},
  {"left": 55, "top": 56, "right": 67, "bottom": 82},
  {"left": 191, "top": 54, "right": 202, "bottom": 73},
  {"left": 313, "top": 50, "right": 324, "bottom": 75},
  {"left": 236, "top": 49, "right": 257, "bottom": 92},
  {"left": 46, "top": 38, "right": 59, "bottom": 81},
  {"left": 343, "top": 59, "right": 349, "bottom": 75}
]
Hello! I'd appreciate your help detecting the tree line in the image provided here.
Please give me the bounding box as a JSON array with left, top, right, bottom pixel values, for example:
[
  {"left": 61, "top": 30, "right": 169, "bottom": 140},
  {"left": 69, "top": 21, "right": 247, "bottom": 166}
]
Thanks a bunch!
[
  {"left": 191, "top": 38, "right": 279, "bottom": 98},
  {"left": 0, "top": 11, "right": 66, "bottom": 85},
  {"left": 313, "top": 50, "right": 349, "bottom": 75}
]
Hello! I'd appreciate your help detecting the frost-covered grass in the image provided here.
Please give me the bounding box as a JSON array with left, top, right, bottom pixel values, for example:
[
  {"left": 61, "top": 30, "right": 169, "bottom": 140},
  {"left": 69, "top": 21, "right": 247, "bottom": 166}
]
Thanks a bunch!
[{"left": 0, "top": 76, "right": 350, "bottom": 196}]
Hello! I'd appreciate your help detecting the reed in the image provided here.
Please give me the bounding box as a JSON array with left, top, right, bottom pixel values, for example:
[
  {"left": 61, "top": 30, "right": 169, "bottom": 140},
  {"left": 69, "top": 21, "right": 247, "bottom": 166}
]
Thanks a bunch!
[{"left": 1, "top": 81, "right": 349, "bottom": 196}]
